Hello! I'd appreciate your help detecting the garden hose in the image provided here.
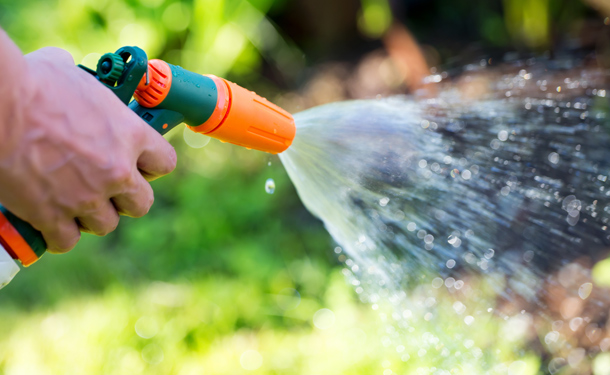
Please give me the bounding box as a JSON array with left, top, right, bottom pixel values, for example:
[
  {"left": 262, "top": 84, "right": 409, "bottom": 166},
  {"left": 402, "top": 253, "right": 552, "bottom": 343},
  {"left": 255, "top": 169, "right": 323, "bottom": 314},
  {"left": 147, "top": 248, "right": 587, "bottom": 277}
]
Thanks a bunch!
[{"left": 0, "top": 46, "right": 296, "bottom": 287}]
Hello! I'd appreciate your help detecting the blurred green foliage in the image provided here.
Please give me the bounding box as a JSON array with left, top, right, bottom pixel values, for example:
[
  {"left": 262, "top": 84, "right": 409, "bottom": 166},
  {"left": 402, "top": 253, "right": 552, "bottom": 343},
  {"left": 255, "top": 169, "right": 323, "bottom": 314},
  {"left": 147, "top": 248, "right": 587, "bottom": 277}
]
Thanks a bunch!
[
  {"left": 0, "top": 0, "right": 607, "bottom": 373},
  {"left": 0, "top": 0, "right": 328, "bottom": 304},
  {"left": 0, "top": 1, "right": 345, "bottom": 372}
]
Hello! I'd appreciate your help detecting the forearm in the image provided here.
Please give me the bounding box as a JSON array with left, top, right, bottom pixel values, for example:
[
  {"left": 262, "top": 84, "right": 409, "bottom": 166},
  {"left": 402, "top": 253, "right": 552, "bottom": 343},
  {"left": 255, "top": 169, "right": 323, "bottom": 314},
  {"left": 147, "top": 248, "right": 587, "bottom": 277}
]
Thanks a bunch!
[{"left": 0, "top": 29, "right": 30, "bottom": 159}]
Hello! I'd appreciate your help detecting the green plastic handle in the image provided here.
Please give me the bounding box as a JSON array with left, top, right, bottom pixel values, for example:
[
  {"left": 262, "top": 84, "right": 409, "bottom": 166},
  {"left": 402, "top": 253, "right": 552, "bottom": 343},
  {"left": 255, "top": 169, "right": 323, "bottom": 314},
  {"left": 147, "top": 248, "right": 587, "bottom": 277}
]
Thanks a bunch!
[
  {"left": 0, "top": 205, "right": 47, "bottom": 260},
  {"left": 0, "top": 46, "right": 188, "bottom": 266}
]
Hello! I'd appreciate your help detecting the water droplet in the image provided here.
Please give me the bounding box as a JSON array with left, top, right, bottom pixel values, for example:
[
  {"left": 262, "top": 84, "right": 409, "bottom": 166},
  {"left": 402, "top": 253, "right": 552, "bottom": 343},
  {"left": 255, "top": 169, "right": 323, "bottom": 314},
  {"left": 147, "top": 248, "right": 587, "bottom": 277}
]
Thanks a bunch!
[
  {"left": 265, "top": 178, "right": 275, "bottom": 194},
  {"left": 548, "top": 152, "right": 560, "bottom": 164},
  {"left": 569, "top": 316, "right": 583, "bottom": 331},
  {"left": 549, "top": 357, "right": 566, "bottom": 374},
  {"left": 545, "top": 331, "right": 560, "bottom": 345},
  {"left": 567, "top": 348, "right": 586, "bottom": 367},
  {"left": 508, "top": 361, "right": 526, "bottom": 375},
  {"left": 445, "top": 277, "right": 456, "bottom": 288},
  {"left": 432, "top": 277, "right": 444, "bottom": 288},
  {"left": 453, "top": 301, "right": 466, "bottom": 314},
  {"left": 578, "top": 283, "right": 593, "bottom": 299},
  {"left": 498, "top": 130, "right": 509, "bottom": 141}
]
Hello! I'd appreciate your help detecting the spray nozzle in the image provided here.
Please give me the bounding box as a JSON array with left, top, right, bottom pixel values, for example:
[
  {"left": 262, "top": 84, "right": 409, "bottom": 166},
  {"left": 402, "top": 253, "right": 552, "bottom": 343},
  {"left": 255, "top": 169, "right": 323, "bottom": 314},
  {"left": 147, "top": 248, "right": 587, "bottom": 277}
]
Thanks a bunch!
[{"left": 132, "top": 59, "right": 295, "bottom": 154}]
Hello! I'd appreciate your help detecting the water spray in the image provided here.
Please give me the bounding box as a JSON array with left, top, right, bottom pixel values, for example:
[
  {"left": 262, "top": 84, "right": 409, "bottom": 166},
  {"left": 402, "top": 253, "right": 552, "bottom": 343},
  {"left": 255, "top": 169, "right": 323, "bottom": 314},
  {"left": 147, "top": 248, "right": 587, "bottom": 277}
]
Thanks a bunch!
[
  {"left": 279, "top": 61, "right": 610, "bottom": 371},
  {"left": 0, "top": 46, "right": 296, "bottom": 287}
]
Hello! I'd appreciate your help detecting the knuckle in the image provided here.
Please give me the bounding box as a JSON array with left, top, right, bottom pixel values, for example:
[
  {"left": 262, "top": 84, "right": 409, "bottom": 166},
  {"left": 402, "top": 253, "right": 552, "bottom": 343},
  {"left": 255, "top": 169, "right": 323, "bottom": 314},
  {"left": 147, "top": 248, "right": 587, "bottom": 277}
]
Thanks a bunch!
[
  {"left": 132, "top": 192, "right": 154, "bottom": 218},
  {"left": 111, "top": 162, "right": 134, "bottom": 186},
  {"left": 154, "top": 146, "right": 178, "bottom": 177},
  {"left": 39, "top": 47, "right": 75, "bottom": 65},
  {"left": 77, "top": 198, "right": 103, "bottom": 213},
  {"left": 165, "top": 147, "right": 178, "bottom": 174},
  {"left": 47, "top": 231, "right": 80, "bottom": 254},
  {"left": 80, "top": 211, "right": 120, "bottom": 236},
  {"left": 30, "top": 209, "right": 56, "bottom": 230},
  {"left": 145, "top": 193, "right": 155, "bottom": 213},
  {"left": 125, "top": 121, "right": 149, "bottom": 146},
  {"left": 64, "top": 234, "right": 80, "bottom": 251},
  {"left": 131, "top": 122, "right": 148, "bottom": 141},
  {"left": 96, "top": 220, "right": 119, "bottom": 237}
]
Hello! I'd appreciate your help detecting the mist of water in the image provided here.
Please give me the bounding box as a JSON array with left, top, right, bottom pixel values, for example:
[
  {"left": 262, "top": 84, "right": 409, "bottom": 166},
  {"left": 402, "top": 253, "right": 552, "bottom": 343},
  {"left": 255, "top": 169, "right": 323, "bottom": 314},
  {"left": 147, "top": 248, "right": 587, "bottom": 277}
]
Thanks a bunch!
[{"left": 279, "top": 59, "right": 610, "bottom": 373}]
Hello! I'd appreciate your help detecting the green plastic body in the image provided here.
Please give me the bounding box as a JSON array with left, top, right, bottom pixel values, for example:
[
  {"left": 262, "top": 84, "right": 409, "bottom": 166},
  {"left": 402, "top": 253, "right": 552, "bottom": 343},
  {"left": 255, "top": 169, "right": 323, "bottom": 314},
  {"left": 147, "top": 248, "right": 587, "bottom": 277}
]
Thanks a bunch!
[
  {"left": 162, "top": 64, "right": 219, "bottom": 127},
  {"left": 0, "top": 206, "right": 46, "bottom": 259},
  {"left": 131, "top": 64, "right": 220, "bottom": 133},
  {"left": 0, "top": 46, "right": 215, "bottom": 266}
]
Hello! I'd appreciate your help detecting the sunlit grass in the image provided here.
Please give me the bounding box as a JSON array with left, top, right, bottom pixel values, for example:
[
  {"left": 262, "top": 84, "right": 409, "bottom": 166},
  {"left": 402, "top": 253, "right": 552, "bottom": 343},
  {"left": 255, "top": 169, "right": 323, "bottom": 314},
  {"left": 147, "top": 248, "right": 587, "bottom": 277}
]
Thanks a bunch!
[
  {"left": 0, "top": 265, "right": 551, "bottom": 375},
  {"left": 0, "top": 271, "right": 398, "bottom": 375}
]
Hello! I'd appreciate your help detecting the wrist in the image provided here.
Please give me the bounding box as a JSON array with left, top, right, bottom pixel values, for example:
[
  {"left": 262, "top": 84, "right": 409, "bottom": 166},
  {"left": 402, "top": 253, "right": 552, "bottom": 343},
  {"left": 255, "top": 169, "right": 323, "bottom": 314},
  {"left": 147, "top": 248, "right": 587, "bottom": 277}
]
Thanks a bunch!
[{"left": 0, "top": 30, "right": 33, "bottom": 160}]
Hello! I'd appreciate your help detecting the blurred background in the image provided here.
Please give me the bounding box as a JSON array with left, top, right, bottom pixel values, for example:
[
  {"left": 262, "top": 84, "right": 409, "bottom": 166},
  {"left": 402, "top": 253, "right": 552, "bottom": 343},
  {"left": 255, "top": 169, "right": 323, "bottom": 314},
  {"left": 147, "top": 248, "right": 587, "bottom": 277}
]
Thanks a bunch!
[{"left": 1, "top": 0, "right": 610, "bottom": 374}]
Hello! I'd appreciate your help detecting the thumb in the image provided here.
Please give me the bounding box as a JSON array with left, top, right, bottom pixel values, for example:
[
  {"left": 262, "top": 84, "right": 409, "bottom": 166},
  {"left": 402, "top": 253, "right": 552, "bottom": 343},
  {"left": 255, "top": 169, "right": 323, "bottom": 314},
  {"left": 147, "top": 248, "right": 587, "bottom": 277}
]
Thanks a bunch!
[{"left": 25, "top": 47, "right": 74, "bottom": 66}]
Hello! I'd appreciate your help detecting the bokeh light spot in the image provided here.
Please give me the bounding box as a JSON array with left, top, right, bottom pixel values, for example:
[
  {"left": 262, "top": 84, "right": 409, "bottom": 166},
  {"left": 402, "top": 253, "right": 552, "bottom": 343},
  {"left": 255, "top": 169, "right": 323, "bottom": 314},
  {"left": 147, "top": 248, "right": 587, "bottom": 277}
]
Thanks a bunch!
[
  {"left": 240, "top": 350, "right": 263, "bottom": 371},
  {"left": 183, "top": 127, "right": 211, "bottom": 148},
  {"left": 313, "top": 308, "right": 335, "bottom": 330},
  {"left": 141, "top": 343, "right": 164, "bottom": 365},
  {"left": 135, "top": 316, "right": 159, "bottom": 339}
]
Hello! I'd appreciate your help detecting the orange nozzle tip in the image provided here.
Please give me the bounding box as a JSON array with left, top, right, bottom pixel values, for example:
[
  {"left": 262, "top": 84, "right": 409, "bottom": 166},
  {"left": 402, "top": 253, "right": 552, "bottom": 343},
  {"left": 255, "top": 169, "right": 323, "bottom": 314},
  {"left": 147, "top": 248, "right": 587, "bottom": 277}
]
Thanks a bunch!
[{"left": 191, "top": 77, "right": 296, "bottom": 154}]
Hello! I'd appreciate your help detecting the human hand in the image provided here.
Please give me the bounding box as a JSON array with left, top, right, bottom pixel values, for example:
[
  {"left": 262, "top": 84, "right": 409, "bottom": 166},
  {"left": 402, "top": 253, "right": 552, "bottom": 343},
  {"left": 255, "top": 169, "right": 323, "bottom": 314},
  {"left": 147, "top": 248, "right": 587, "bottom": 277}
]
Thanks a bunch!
[{"left": 0, "top": 43, "right": 177, "bottom": 253}]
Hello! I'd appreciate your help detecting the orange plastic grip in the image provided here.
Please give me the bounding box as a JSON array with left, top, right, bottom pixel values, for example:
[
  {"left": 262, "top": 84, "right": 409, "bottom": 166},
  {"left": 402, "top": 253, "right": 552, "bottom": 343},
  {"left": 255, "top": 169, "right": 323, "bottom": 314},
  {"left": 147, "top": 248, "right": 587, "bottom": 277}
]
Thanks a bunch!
[
  {"left": 134, "top": 60, "right": 172, "bottom": 108},
  {"left": 0, "top": 211, "right": 38, "bottom": 267},
  {"left": 188, "top": 77, "right": 295, "bottom": 154}
]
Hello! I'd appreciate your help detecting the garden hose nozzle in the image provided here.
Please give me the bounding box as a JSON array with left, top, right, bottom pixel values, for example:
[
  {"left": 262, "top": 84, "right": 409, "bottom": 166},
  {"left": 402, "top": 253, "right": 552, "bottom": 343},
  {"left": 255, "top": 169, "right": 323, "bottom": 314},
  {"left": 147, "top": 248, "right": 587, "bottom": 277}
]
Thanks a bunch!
[
  {"left": 0, "top": 46, "right": 296, "bottom": 285},
  {"left": 133, "top": 60, "right": 295, "bottom": 154}
]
